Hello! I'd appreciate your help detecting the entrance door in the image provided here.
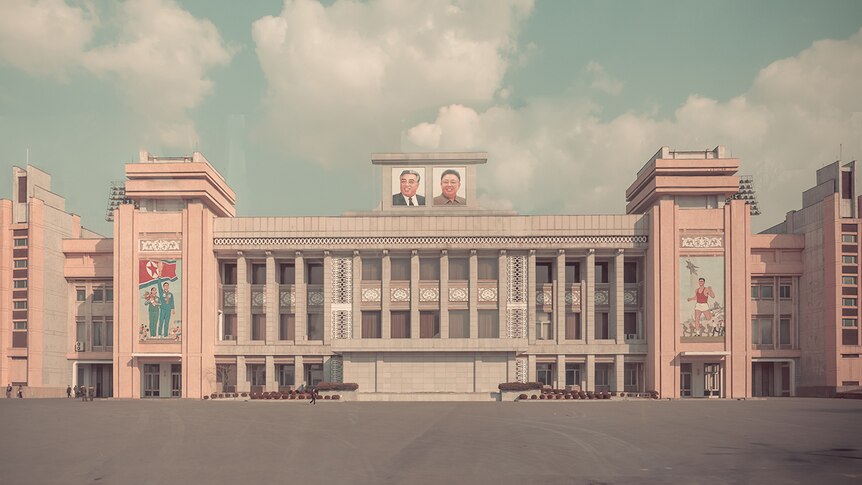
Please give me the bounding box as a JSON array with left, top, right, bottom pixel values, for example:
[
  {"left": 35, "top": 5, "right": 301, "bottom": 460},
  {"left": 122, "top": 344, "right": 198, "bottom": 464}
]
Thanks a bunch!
[
  {"left": 171, "top": 364, "right": 182, "bottom": 397},
  {"left": 704, "top": 363, "right": 722, "bottom": 397},
  {"left": 143, "top": 364, "right": 160, "bottom": 397},
  {"left": 780, "top": 363, "right": 791, "bottom": 397},
  {"left": 680, "top": 363, "right": 692, "bottom": 397},
  {"left": 305, "top": 364, "right": 323, "bottom": 387}
]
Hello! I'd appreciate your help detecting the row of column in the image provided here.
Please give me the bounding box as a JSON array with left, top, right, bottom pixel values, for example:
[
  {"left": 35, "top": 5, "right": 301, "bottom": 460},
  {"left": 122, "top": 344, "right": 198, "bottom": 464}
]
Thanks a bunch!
[{"left": 528, "top": 354, "right": 630, "bottom": 392}]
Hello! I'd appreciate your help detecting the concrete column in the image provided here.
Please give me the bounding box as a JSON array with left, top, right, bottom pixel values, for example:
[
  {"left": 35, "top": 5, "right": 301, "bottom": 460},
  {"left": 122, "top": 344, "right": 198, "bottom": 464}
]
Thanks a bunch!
[
  {"left": 381, "top": 251, "right": 391, "bottom": 339},
  {"left": 236, "top": 356, "right": 248, "bottom": 393},
  {"left": 440, "top": 251, "right": 449, "bottom": 338},
  {"left": 323, "top": 251, "right": 332, "bottom": 344},
  {"left": 236, "top": 254, "right": 249, "bottom": 344},
  {"left": 410, "top": 250, "right": 420, "bottom": 339},
  {"left": 614, "top": 355, "right": 625, "bottom": 393},
  {"left": 527, "top": 250, "right": 536, "bottom": 343},
  {"left": 265, "top": 355, "right": 276, "bottom": 392},
  {"left": 469, "top": 250, "right": 478, "bottom": 339},
  {"left": 614, "top": 249, "right": 625, "bottom": 343},
  {"left": 352, "top": 251, "right": 361, "bottom": 339},
  {"left": 585, "top": 249, "right": 595, "bottom": 344},
  {"left": 498, "top": 250, "right": 507, "bottom": 337},
  {"left": 556, "top": 354, "right": 566, "bottom": 389},
  {"left": 506, "top": 352, "right": 517, "bottom": 382},
  {"left": 527, "top": 354, "right": 537, "bottom": 382},
  {"left": 586, "top": 354, "right": 596, "bottom": 392},
  {"left": 294, "top": 252, "right": 306, "bottom": 341},
  {"left": 294, "top": 355, "right": 304, "bottom": 388},
  {"left": 556, "top": 250, "right": 566, "bottom": 343},
  {"left": 265, "top": 252, "right": 277, "bottom": 344}
]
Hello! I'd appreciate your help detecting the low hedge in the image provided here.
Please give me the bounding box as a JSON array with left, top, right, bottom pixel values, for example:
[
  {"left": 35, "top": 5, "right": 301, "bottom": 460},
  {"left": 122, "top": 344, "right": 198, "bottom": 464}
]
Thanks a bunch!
[
  {"left": 315, "top": 382, "right": 359, "bottom": 391},
  {"left": 498, "top": 382, "right": 544, "bottom": 391}
]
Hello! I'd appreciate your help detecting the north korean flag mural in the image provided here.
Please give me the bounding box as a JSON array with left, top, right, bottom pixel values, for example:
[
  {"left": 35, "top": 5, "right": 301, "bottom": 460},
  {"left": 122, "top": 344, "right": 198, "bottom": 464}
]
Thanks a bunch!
[{"left": 139, "top": 259, "right": 182, "bottom": 342}]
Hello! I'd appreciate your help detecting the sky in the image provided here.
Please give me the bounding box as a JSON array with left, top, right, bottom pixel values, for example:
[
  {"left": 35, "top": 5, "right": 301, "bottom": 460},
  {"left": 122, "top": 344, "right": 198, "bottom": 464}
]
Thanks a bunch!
[{"left": 1, "top": 0, "right": 861, "bottom": 236}]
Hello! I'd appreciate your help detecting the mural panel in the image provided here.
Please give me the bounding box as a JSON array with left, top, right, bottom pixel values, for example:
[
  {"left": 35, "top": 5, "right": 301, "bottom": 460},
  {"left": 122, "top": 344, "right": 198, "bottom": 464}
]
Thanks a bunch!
[
  {"left": 679, "top": 256, "right": 725, "bottom": 342},
  {"left": 139, "top": 259, "right": 182, "bottom": 342},
  {"left": 391, "top": 167, "right": 426, "bottom": 206},
  {"left": 432, "top": 167, "right": 467, "bottom": 206}
]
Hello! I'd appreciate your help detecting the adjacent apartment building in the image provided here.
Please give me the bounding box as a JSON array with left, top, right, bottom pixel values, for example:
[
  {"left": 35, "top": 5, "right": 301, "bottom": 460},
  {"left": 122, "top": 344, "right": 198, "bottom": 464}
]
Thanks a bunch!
[{"left": 0, "top": 146, "right": 858, "bottom": 399}]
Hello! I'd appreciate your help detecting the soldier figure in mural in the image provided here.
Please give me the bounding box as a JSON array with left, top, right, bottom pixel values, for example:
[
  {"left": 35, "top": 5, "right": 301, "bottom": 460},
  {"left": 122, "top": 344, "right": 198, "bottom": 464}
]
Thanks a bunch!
[
  {"left": 158, "top": 281, "right": 175, "bottom": 338},
  {"left": 143, "top": 286, "right": 160, "bottom": 337},
  {"left": 139, "top": 259, "right": 181, "bottom": 341}
]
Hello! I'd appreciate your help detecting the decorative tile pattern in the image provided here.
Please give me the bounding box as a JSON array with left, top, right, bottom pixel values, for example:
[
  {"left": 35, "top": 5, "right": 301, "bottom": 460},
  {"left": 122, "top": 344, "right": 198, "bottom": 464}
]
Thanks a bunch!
[
  {"left": 391, "top": 287, "right": 410, "bottom": 302},
  {"left": 507, "top": 255, "right": 527, "bottom": 304},
  {"left": 331, "top": 310, "right": 352, "bottom": 340},
  {"left": 251, "top": 289, "right": 266, "bottom": 307},
  {"left": 279, "top": 288, "right": 295, "bottom": 307},
  {"left": 536, "top": 288, "right": 553, "bottom": 306},
  {"left": 331, "top": 257, "right": 352, "bottom": 304},
  {"left": 680, "top": 235, "right": 723, "bottom": 249},
  {"left": 477, "top": 286, "right": 498, "bottom": 302},
  {"left": 329, "top": 356, "right": 343, "bottom": 383},
  {"left": 222, "top": 289, "right": 236, "bottom": 308},
  {"left": 308, "top": 290, "right": 324, "bottom": 306},
  {"left": 449, "top": 287, "right": 468, "bottom": 302},
  {"left": 506, "top": 308, "right": 527, "bottom": 339},
  {"left": 565, "top": 287, "right": 581, "bottom": 306},
  {"left": 595, "top": 289, "right": 610, "bottom": 305},
  {"left": 215, "top": 235, "right": 648, "bottom": 248},
  {"left": 139, "top": 239, "right": 181, "bottom": 252},
  {"left": 624, "top": 288, "right": 638, "bottom": 305},
  {"left": 361, "top": 287, "right": 381, "bottom": 302},
  {"left": 515, "top": 358, "right": 528, "bottom": 383},
  {"left": 419, "top": 287, "right": 440, "bottom": 302}
]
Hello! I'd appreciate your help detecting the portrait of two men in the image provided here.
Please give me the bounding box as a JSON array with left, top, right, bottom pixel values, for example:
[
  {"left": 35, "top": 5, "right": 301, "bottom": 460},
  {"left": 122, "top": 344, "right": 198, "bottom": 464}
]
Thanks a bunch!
[{"left": 392, "top": 167, "right": 466, "bottom": 207}]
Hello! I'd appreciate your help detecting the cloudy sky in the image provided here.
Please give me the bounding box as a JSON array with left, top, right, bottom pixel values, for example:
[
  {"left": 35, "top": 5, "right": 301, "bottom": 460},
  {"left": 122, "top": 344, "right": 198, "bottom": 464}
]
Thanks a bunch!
[{"left": 1, "top": 0, "right": 861, "bottom": 235}]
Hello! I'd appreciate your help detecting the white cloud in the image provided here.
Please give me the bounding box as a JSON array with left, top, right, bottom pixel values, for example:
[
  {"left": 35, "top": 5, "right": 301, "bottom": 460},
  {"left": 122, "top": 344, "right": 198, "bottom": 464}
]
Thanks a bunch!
[
  {"left": 585, "top": 61, "right": 622, "bottom": 95},
  {"left": 0, "top": 0, "right": 232, "bottom": 148},
  {"left": 406, "top": 27, "right": 862, "bottom": 230},
  {"left": 252, "top": 0, "right": 534, "bottom": 165}
]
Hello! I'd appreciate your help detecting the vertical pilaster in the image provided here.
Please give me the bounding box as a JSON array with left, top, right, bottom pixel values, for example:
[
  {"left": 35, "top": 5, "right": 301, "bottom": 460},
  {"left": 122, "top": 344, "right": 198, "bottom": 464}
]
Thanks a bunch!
[
  {"left": 352, "top": 251, "right": 361, "bottom": 339},
  {"left": 410, "top": 250, "right": 420, "bottom": 339},
  {"left": 265, "top": 355, "right": 276, "bottom": 392},
  {"left": 586, "top": 354, "right": 596, "bottom": 392},
  {"left": 265, "top": 252, "right": 276, "bottom": 344},
  {"left": 294, "top": 355, "right": 304, "bottom": 388},
  {"left": 381, "top": 251, "right": 391, "bottom": 339},
  {"left": 440, "top": 251, "right": 449, "bottom": 338},
  {"left": 323, "top": 251, "right": 332, "bottom": 344},
  {"left": 556, "top": 354, "right": 566, "bottom": 389},
  {"left": 236, "top": 253, "right": 249, "bottom": 344},
  {"left": 294, "top": 252, "right": 306, "bottom": 341},
  {"left": 556, "top": 250, "right": 566, "bottom": 343},
  {"left": 469, "top": 250, "right": 478, "bottom": 339},
  {"left": 527, "top": 250, "right": 536, "bottom": 344},
  {"left": 236, "top": 356, "right": 248, "bottom": 393},
  {"left": 614, "top": 355, "right": 625, "bottom": 393},
  {"left": 585, "top": 249, "right": 595, "bottom": 344},
  {"left": 498, "top": 250, "right": 507, "bottom": 336},
  {"left": 527, "top": 354, "right": 537, "bottom": 382},
  {"left": 614, "top": 249, "right": 625, "bottom": 343}
]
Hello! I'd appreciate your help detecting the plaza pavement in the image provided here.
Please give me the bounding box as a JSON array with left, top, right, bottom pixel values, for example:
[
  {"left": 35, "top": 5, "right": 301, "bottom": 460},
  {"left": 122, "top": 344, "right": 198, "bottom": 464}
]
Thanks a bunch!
[{"left": 1, "top": 398, "right": 860, "bottom": 484}]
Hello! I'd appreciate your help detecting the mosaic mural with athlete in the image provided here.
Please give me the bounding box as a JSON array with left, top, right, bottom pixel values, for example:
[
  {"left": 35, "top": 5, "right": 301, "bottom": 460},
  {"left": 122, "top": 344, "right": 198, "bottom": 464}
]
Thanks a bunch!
[
  {"left": 679, "top": 256, "right": 725, "bottom": 342},
  {"left": 139, "top": 259, "right": 182, "bottom": 342}
]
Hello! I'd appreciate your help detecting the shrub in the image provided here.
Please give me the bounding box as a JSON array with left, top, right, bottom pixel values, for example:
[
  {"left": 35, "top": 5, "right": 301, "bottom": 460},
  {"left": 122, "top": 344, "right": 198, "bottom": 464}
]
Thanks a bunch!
[
  {"left": 332, "top": 395, "right": 341, "bottom": 400},
  {"left": 530, "top": 395, "right": 538, "bottom": 400},
  {"left": 241, "top": 392, "right": 248, "bottom": 398},
  {"left": 323, "top": 395, "right": 331, "bottom": 400},
  {"left": 518, "top": 394, "right": 528, "bottom": 400},
  {"left": 210, "top": 393, "right": 218, "bottom": 399},
  {"left": 203, "top": 395, "right": 209, "bottom": 400},
  {"left": 498, "top": 382, "right": 544, "bottom": 391},
  {"left": 555, "top": 394, "right": 562, "bottom": 400},
  {"left": 316, "top": 382, "right": 359, "bottom": 391},
  {"left": 564, "top": 394, "right": 572, "bottom": 400}
]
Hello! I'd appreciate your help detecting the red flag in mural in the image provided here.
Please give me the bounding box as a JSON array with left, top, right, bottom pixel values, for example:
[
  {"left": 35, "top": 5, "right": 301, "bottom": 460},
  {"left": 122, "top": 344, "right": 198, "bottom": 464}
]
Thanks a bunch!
[{"left": 139, "top": 259, "right": 178, "bottom": 286}]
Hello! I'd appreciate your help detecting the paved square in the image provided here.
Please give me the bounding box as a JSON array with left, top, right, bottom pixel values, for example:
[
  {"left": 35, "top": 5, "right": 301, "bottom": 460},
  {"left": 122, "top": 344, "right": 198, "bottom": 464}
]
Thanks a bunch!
[{"left": 1, "top": 398, "right": 860, "bottom": 484}]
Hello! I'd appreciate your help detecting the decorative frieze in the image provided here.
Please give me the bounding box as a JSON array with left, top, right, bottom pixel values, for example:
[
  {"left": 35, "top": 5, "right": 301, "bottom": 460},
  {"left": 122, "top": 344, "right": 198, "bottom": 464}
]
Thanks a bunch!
[
  {"left": 361, "top": 287, "right": 381, "bottom": 302},
  {"left": 214, "top": 235, "right": 648, "bottom": 248},
  {"left": 565, "top": 287, "right": 581, "bottom": 306},
  {"left": 308, "top": 290, "right": 324, "bottom": 306},
  {"left": 139, "top": 239, "right": 181, "bottom": 252},
  {"left": 251, "top": 288, "right": 266, "bottom": 307},
  {"left": 624, "top": 288, "right": 638, "bottom": 305},
  {"left": 507, "top": 255, "right": 527, "bottom": 304},
  {"left": 680, "top": 235, "right": 723, "bottom": 249},
  {"left": 536, "top": 288, "right": 553, "bottom": 306},
  {"left": 477, "top": 286, "right": 497, "bottom": 302},
  {"left": 449, "top": 287, "right": 468, "bottom": 302},
  {"left": 331, "top": 310, "right": 352, "bottom": 340},
  {"left": 391, "top": 287, "right": 410, "bottom": 302},
  {"left": 515, "top": 358, "right": 528, "bottom": 383},
  {"left": 222, "top": 288, "right": 236, "bottom": 308},
  {"left": 506, "top": 308, "right": 527, "bottom": 339},
  {"left": 419, "top": 287, "right": 440, "bottom": 302},
  {"left": 595, "top": 288, "right": 610, "bottom": 305},
  {"left": 329, "top": 356, "right": 343, "bottom": 382},
  {"left": 279, "top": 288, "right": 295, "bottom": 307},
  {"left": 331, "top": 257, "right": 352, "bottom": 305}
]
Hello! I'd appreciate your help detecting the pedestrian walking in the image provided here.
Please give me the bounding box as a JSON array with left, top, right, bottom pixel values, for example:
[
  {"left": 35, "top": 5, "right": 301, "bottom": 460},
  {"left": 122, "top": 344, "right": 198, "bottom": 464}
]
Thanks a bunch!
[
  {"left": 66, "top": 385, "right": 72, "bottom": 398},
  {"left": 16, "top": 385, "right": 23, "bottom": 398},
  {"left": 5, "top": 383, "right": 11, "bottom": 399},
  {"left": 310, "top": 386, "right": 317, "bottom": 405},
  {"left": 80, "top": 386, "right": 87, "bottom": 402}
]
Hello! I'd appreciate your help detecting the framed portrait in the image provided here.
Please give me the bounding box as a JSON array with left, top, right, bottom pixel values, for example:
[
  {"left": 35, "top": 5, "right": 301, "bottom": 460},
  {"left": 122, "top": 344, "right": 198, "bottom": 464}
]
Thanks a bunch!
[
  {"left": 391, "top": 167, "right": 426, "bottom": 207},
  {"left": 432, "top": 167, "right": 467, "bottom": 206}
]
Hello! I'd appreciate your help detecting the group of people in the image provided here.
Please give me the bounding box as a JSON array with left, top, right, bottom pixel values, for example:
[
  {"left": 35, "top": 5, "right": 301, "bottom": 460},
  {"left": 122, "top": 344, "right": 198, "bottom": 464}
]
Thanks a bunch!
[
  {"left": 5, "top": 384, "right": 23, "bottom": 398},
  {"left": 142, "top": 281, "right": 176, "bottom": 338},
  {"left": 66, "top": 385, "right": 94, "bottom": 400},
  {"left": 393, "top": 168, "right": 466, "bottom": 207}
]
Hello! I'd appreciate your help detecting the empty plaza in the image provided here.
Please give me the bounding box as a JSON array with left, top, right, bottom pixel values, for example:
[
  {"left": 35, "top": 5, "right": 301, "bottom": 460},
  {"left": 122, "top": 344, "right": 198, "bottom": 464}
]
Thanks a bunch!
[{"left": 2, "top": 398, "right": 860, "bottom": 485}]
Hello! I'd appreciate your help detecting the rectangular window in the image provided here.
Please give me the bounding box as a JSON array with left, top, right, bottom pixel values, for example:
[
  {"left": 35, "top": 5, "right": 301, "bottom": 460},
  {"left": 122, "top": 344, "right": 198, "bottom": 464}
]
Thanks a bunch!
[
  {"left": 216, "top": 364, "right": 237, "bottom": 393},
  {"left": 760, "top": 285, "right": 774, "bottom": 299},
  {"left": 565, "top": 312, "right": 581, "bottom": 340},
  {"left": 221, "top": 262, "right": 237, "bottom": 285},
  {"left": 76, "top": 287, "right": 86, "bottom": 302},
  {"left": 12, "top": 331, "right": 27, "bottom": 348},
  {"left": 565, "top": 262, "right": 580, "bottom": 285},
  {"left": 279, "top": 313, "right": 295, "bottom": 341},
  {"left": 751, "top": 285, "right": 759, "bottom": 299},
  {"left": 624, "top": 262, "right": 638, "bottom": 284},
  {"left": 595, "top": 364, "right": 611, "bottom": 390},
  {"left": 13, "top": 321, "right": 27, "bottom": 330},
  {"left": 843, "top": 329, "right": 859, "bottom": 346},
  {"left": 13, "top": 280, "right": 27, "bottom": 288},
  {"left": 843, "top": 318, "right": 858, "bottom": 327},
  {"left": 93, "top": 288, "right": 104, "bottom": 302},
  {"left": 752, "top": 318, "right": 773, "bottom": 346},
  {"left": 307, "top": 313, "right": 323, "bottom": 340},
  {"left": 13, "top": 301, "right": 27, "bottom": 309},
  {"left": 624, "top": 312, "right": 638, "bottom": 339},
  {"left": 390, "top": 258, "right": 411, "bottom": 281},
  {"left": 279, "top": 263, "right": 295, "bottom": 285},
  {"left": 251, "top": 314, "right": 266, "bottom": 341},
  {"left": 106, "top": 287, "right": 114, "bottom": 302},
  {"left": 449, "top": 310, "right": 469, "bottom": 338},
  {"left": 779, "top": 284, "right": 791, "bottom": 299},
  {"left": 222, "top": 314, "right": 237, "bottom": 340},
  {"left": 844, "top": 255, "right": 858, "bottom": 264},
  {"left": 307, "top": 262, "right": 324, "bottom": 285},
  {"left": 596, "top": 312, "right": 610, "bottom": 339},
  {"left": 535, "top": 262, "right": 553, "bottom": 285},
  {"left": 624, "top": 363, "right": 642, "bottom": 392},
  {"left": 362, "top": 258, "right": 381, "bottom": 281},
  {"left": 14, "top": 238, "right": 27, "bottom": 247},
  {"left": 478, "top": 310, "right": 499, "bottom": 338},
  {"left": 536, "top": 363, "right": 554, "bottom": 387},
  {"left": 844, "top": 276, "right": 858, "bottom": 285},
  {"left": 595, "top": 262, "right": 609, "bottom": 284},
  {"left": 390, "top": 311, "right": 410, "bottom": 338},
  {"left": 277, "top": 364, "right": 295, "bottom": 389},
  {"left": 448, "top": 258, "right": 468, "bottom": 281},
  {"left": 361, "top": 311, "right": 381, "bottom": 339},
  {"left": 478, "top": 258, "right": 498, "bottom": 280},
  {"left": 246, "top": 364, "right": 266, "bottom": 387},
  {"left": 420, "top": 311, "right": 441, "bottom": 338},
  {"left": 92, "top": 318, "right": 104, "bottom": 347},
  {"left": 419, "top": 257, "right": 440, "bottom": 281},
  {"left": 536, "top": 311, "right": 553, "bottom": 340},
  {"left": 13, "top": 260, "right": 27, "bottom": 268},
  {"left": 565, "top": 363, "right": 582, "bottom": 387},
  {"left": 779, "top": 318, "right": 791, "bottom": 346},
  {"left": 843, "top": 234, "right": 858, "bottom": 243},
  {"left": 251, "top": 263, "right": 266, "bottom": 285},
  {"left": 844, "top": 298, "right": 858, "bottom": 307},
  {"left": 76, "top": 318, "right": 86, "bottom": 350}
]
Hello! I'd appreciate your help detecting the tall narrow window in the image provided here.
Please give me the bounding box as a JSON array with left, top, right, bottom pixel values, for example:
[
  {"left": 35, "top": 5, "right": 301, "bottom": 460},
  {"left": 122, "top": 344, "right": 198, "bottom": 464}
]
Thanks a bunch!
[
  {"left": 362, "top": 258, "right": 381, "bottom": 281},
  {"left": 448, "top": 258, "right": 468, "bottom": 281},
  {"left": 251, "top": 314, "right": 266, "bottom": 341},
  {"left": 420, "top": 311, "right": 440, "bottom": 338},
  {"left": 222, "top": 314, "right": 237, "bottom": 340},
  {"left": 595, "top": 262, "right": 609, "bottom": 284},
  {"left": 391, "top": 311, "right": 410, "bottom": 338},
  {"left": 279, "top": 313, "right": 295, "bottom": 341},
  {"left": 565, "top": 312, "right": 581, "bottom": 340},
  {"left": 565, "top": 262, "right": 580, "bottom": 285},
  {"left": 390, "top": 258, "right": 411, "bottom": 281},
  {"left": 307, "top": 313, "right": 323, "bottom": 340},
  {"left": 478, "top": 310, "right": 499, "bottom": 338},
  {"left": 419, "top": 258, "right": 440, "bottom": 281},
  {"left": 624, "top": 262, "right": 638, "bottom": 284},
  {"left": 478, "top": 258, "right": 498, "bottom": 280},
  {"left": 361, "top": 311, "right": 382, "bottom": 338},
  {"left": 221, "top": 262, "right": 237, "bottom": 285},
  {"left": 624, "top": 312, "right": 638, "bottom": 339},
  {"left": 536, "top": 311, "right": 552, "bottom": 340},
  {"left": 279, "top": 263, "right": 295, "bottom": 285},
  {"left": 251, "top": 263, "right": 266, "bottom": 285},
  {"left": 536, "top": 262, "right": 553, "bottom": 285},
  {"left": 596, "top": 312, "right": 610, "bottom": 339},
  {"left": 307, "top": 262, "right": 324, "bottom": 285},
  {"left": 449, "top": 310, "right": 469, "bottom": 338}
]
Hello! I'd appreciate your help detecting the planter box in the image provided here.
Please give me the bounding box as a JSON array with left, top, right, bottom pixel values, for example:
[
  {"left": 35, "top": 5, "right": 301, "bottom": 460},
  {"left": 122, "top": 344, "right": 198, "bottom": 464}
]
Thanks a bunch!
[{"left": 318, "top": 390, "right": 355, "bottom": 401}]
